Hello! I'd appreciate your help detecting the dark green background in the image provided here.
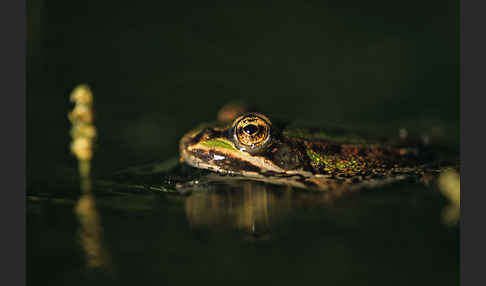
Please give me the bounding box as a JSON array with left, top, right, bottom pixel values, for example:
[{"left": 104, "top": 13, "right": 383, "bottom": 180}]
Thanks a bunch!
[
  {"left": 27, "top": 1, "right": 459, "bottom": 285},
  {"left": 27, "top": 0, "right": 458, "bottom": 176}
]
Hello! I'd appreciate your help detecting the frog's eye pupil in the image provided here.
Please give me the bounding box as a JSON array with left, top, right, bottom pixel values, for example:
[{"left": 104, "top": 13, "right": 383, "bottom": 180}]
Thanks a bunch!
[{"left": 243, "top": 124, "right": 259, "bottom": 135}]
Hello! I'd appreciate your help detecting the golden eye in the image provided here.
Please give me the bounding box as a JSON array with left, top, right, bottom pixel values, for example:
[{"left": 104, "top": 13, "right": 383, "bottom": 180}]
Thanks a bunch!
[{"left": 232, "top": 113, "right": 272, "bottom": 152}]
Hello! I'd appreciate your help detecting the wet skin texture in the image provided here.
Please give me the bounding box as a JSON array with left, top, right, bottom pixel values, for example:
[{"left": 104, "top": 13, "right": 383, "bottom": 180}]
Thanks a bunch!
[{"left": 179, "top": 113, "right": 441, "bottom": 190}]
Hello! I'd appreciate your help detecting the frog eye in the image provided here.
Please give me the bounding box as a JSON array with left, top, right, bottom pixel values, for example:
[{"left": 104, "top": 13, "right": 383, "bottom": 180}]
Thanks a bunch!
[{"left": 232, "top": 113, "right": 272, "bottom": 152}]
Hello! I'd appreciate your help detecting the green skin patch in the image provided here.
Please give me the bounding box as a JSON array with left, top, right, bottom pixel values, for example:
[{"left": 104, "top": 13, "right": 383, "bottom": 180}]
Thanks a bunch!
[
  {"left": 306, "top": 149, "right": 364, "bottom": 173},
  {"left": 200, "top": 138, "right": 238, "bottom": 151}
]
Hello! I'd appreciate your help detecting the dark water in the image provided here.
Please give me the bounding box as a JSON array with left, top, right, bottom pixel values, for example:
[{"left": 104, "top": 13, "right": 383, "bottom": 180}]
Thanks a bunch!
[
  {"left": 27, "top": 0, "right": 459, "bottom": 285},
  {"left": 28, "top": 168, "right": 459, "bottom": 286}
]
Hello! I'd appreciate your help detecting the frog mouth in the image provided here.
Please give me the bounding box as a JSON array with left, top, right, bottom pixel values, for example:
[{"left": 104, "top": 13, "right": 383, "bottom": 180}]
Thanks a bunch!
[
  {"left": 179, "top": 129, "right": 286, "bottom": 175},
  {"left": 179, "top": 126, "right": 286, "bottom": 173},
  {"left": 179, "top": 130, "right": 316, "bottom": 181}
]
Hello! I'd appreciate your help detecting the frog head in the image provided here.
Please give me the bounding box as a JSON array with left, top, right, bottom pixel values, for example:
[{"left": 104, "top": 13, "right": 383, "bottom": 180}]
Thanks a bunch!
[{"left": 179, "top": 113, "right": 308, "bottom": 177}]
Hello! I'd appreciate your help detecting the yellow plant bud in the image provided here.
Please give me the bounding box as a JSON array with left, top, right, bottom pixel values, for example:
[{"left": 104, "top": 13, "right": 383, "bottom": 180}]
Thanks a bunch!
[
  {"left": 69, "top": 105, "right": 94, "bottom": 124},
  {"left": 70, "top": 85, "right": 93, "bottom": 105},
  {"left": 71, "top": 137, "right": 93, "bottom": 160}
]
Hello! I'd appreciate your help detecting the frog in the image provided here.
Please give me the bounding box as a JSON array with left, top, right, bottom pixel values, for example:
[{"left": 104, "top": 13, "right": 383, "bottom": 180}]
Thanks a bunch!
[{"left": 179, "top": 111, "right": 457, "bottom": 191}]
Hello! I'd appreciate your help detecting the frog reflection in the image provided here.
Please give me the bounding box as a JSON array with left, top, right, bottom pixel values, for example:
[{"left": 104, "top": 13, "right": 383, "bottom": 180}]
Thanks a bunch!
[{"left": 183, "top": 180, "right": 338, "bottom": 238}]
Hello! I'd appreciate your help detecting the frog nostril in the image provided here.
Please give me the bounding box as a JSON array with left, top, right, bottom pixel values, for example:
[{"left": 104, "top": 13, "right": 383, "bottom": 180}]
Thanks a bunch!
[{"left": 243, "top": 124, "right": 259, "bottom": 135}]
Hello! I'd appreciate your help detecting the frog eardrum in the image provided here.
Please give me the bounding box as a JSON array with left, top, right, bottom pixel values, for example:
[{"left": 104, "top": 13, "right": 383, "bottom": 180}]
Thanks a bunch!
[{"left": 232, "top": 113, "right": 272, "bottom": 153}]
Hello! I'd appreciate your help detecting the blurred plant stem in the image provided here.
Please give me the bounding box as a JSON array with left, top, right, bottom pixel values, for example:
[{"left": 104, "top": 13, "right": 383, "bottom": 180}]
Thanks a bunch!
[{"left": 68, "top": 84, "right": 113, "bottom": 272}]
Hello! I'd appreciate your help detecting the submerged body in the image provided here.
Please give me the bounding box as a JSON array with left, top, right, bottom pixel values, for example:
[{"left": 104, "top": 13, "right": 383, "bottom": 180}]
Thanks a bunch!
[{"left": 180, "top": 112, "right": 450, "bottom": 190}]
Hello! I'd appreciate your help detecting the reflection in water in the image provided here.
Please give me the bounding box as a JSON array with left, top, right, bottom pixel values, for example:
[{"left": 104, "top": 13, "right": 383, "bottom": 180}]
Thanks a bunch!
[
  {"left": 184, "top": 182, "right": 286, "bottom": 236},
  {"left": 184, "top": 181, "right": 336, "bottom": 237},
  {"left": 184, "top": 182, "right": 289, "bottom": 237},
  {"left": 75, "top": 178, "right": 112, "bottom": 270}
]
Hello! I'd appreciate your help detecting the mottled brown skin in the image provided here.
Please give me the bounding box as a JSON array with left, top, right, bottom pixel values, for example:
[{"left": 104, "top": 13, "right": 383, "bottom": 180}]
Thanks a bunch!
[{"left": 303, "top": 140, "right": 429, "bottom": 175}]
